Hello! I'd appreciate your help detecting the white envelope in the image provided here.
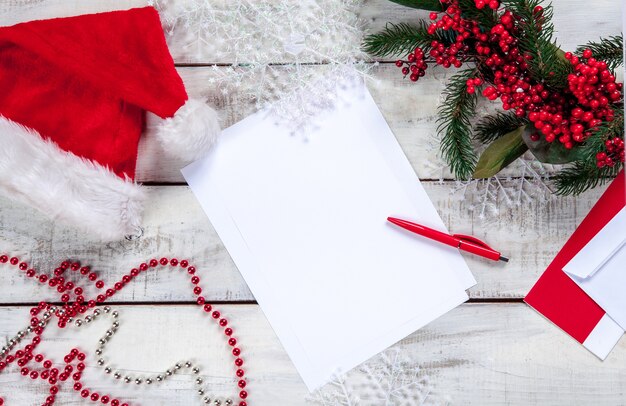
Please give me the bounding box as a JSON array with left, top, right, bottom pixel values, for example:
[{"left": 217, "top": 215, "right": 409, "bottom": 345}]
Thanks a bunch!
[
  {"left": 564, "top": 206, "right": 626, "bottom": 330},
  {"left": 182, "top": 82, "right": 476, "bottom": 390}
]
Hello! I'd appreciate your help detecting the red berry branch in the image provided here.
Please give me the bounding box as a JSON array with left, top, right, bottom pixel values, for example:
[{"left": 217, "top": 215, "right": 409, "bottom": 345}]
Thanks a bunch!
[{"left": 365, "top": 0, "right": 624, "bottom": 194}]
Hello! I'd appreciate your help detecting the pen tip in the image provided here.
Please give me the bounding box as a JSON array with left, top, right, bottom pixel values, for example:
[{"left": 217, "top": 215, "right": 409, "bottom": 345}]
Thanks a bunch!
[{"left": 499, "top": 256, "right": 509, "bottom": 263}]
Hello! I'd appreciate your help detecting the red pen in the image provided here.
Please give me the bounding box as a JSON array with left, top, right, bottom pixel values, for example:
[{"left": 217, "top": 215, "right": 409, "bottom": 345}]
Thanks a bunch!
[{"left": 387, "top": 217, "right": 509, "bottom": 262}]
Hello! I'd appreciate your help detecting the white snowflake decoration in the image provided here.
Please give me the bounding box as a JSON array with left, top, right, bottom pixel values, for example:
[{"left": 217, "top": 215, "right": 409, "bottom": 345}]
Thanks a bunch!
[
  {"left": 446, "top": 153, "right": 556, "bottom": 220},
  {"left": 307, "top": 350, "right": 449, "bottom": 406},
  {"left": 149, "top": 0, "right": 372, "bottom": 133}
]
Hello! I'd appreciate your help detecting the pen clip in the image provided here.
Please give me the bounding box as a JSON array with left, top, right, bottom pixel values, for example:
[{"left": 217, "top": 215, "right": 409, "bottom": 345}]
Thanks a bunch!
[{"left": 452, "top": 234, "right": 495, "bottom": 250}]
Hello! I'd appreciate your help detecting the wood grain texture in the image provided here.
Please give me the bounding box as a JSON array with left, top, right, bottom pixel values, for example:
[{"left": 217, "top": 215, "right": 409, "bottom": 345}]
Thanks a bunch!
[
  {"left": 0, "top": 183, "right": 606, "bottom": 303},
  {"left": 1, "top": 304, "right": 625, "bottom": 405},
  {"left": 0, "top": 0, "right": 620, "bottom": 64}
]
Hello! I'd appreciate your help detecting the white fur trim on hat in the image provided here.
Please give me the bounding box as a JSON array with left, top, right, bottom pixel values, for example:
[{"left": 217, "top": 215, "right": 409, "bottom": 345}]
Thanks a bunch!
[
  {"left": 0, "top": 116, "right": 145, "bottom": 241},
  {"left": 155, "top": 98, "right": 221, "bottom": 161}
]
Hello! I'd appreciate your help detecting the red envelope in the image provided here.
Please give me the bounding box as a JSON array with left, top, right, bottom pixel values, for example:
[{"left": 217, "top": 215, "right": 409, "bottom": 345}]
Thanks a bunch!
[{"left": 525, "top": 170, "right": 626, "bottom": 359}]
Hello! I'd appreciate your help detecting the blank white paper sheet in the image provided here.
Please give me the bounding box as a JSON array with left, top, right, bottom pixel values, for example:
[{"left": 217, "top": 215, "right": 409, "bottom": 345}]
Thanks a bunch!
[{"left": 182, "top": 82, "right": 476, "bottom": 390}]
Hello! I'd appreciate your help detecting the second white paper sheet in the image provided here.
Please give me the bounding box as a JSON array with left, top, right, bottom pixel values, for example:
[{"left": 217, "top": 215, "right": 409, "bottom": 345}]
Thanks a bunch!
[{"left": 182, "top": 82, "right": 476, "bottom": 390}]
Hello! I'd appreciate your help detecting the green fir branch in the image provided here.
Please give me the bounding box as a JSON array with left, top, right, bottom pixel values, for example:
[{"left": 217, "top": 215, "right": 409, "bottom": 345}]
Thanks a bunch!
[
  {"left": 363, "top": 22, "right": 435, "bottom": 58},
  {"left": 554, "top": 107, "right": 624, "bottom": 195},
  {"left": 457, "top": 0, "right": 499, "bottom": 29},
  {"left": 437, "top": 68, "right": 479, "bottom": 180},
  {"left": 474, "top": 112, "right": 529, "bottom": 143},
  {"left": 553, "top": 161, "right": 622, "bottom": 196},
  {"left": 576, "top": 35, "right": 624, "bottom": 72},
  {"left": 502, "top": 0, "right": 571, "bottom": 89}
]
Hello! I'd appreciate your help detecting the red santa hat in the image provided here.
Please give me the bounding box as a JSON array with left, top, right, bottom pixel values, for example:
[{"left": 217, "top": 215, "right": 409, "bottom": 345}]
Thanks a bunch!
[{"left": 0, "top": 7, "right": 219, "bottom": 241}]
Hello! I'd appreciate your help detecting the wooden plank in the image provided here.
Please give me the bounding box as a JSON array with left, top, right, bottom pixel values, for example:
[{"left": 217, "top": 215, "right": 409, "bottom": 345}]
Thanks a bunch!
[
  {"left": 1, "top": 0, "right": 618, "bottom": 63},
  {"left": 0, "top": 183, "right": 605, "bottom": 303},
  {"left": 138, "top": 63, "right": 567, "bottom": 183},
  {"left": 0, "top": 303, "right": 624, "bottom": 405},
  {"left": 135, "top": 64, "right": 460, "bottom": 183}
]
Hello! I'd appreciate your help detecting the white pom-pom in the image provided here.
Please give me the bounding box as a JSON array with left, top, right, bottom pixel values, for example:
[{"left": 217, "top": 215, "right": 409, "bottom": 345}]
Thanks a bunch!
[{"left": 156, "top": 98, "right": 221, "bottom": 161}]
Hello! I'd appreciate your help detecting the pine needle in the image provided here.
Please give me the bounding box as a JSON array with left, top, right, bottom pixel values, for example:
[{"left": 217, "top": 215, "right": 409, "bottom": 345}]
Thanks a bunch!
[
  {"left": 362, "top": 22, "right": 436, "bottom": 58},
  {"left": 475, "top": 112, "right": 528, "bottom": 143},
  {"left": 554, "top": 107, "right": 624, "bottom": 195},
  {"left": 502, "top": 0, "right": 571, "bottom": 89},
  {"left": 457, "top": 0, "right": 499, "bottom": 28},
  {"left": 576, "top": 35, "right": 624, "bottom": 72},
  {"left": 437, "top": 68, "right": 479, "bottom": 180}
]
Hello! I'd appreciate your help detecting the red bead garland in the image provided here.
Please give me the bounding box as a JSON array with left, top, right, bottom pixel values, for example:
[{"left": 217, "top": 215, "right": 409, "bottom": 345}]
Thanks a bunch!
[{"left": 0, "top": 255, "right": 249, "bottom": 405}]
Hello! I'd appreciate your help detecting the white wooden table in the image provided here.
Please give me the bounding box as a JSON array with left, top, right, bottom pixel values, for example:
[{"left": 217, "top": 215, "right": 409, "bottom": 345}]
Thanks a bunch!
[{"left": 0, "top": 1, "right": 623, "bottom": 404}]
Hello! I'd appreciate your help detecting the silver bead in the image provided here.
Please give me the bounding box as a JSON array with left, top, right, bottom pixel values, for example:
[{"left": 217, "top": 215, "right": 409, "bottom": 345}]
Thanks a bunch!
[
  {"left": 196, "top": 378, "right": 203, "bottom": 385},
  {"left": 124, "top": 376, "right": 132, "bottom": 383},
  {"left": 93, "top": 309, "right": 101, "bottom": 316},
  {"left": 98, "top": 339, "right": 106, "bottom": 345},
  {"left": 27, "top": 326, "right": 33, "bottom": 333},
  {"left": 214, "top": 400, "right": 222, "bottom": 406},
  {"left": 49, "top": 306, "right": 57, "bottom": 313},
  {"left": 85, "top": 316, "right": 92, "bottom": 323},
  {"left": 66, "top": 317, "right": 73, "bottom": 324},
  {"left": 112, "top": 321, "right": 119, "bottom": 328},
  {"left": 17, "top": 331, "right": 24, "bottom": 338},
  {"left": 104, "top": 367, "right": 112, "bottom": 374},
  {"left": 203, "top": 396, "right": 211, "bottom": 404},
  {"left": 145, "top": 378, "right": 152, "bottom": 385},
  {"left": 156, "top": 375, "right": 164, "bottom": 382},
  {"left": 114, "top": 372, "right": 122, "bottom": 379},
  {"left": 166, "top": 369, "right": 173, "bottom": 376},
  {"left": 185, "top": 361, "right": 192, "bottom": 368},
  {"left": 225, "top": 400, "right": 233, "bottom": 405},
  {"left": 97, "top": 359, "right": 105, "bottom": 366},
  {"left": 197, "top": 389, "right": 204, "bottom": 395},
  {"left": 105, "top": 330, "right": 113, "bottom": 337},
  {"left": 192, "top": 367, "right": 200, "bottom": 374},
  {"left": 135, "top": 378, "right": 142, "bottom": 385},
  {"left": 1, "top": 349, "right": 6, "bottom": 356},
  {"left": 75, "top": 320, "right": 83, "bottom": 327},
  {"left": 175, "top": 363, "right": 182, "bottom": 370},
  {"left": 95, "top": 349, "right": 103, "bottom": 356},
  {"left": 112, "top": 311, "right": 119, "bottom": 318},
  {"left": 103, "top": 306, "right": 111, "bottom": 313},
  {"left": 38, "top": 321, "right": 46, "bottom": 327}
]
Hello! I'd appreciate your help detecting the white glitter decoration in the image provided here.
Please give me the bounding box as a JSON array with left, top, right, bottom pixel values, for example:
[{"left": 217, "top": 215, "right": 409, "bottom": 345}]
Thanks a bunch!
[
  {"left": 447, "top": 153, "right": 557, "bottom": 220},
  {"left": 307, "top": 349, "right": 449, "bottom": 406},
  {"left": 149, "top": 0, "right": 373, "bottom": 134}
]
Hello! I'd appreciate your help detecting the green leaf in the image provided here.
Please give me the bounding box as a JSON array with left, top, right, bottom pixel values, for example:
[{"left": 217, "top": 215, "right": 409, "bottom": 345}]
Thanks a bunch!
[
  {"left": 389, "top": 0, "right": 444, "bottom": 11},
  {"left": 521, "top": 128, "right": 585, "bottom": 164},
  {"left": 473, "top": 126, "right": 528, "bottom": 178}
]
